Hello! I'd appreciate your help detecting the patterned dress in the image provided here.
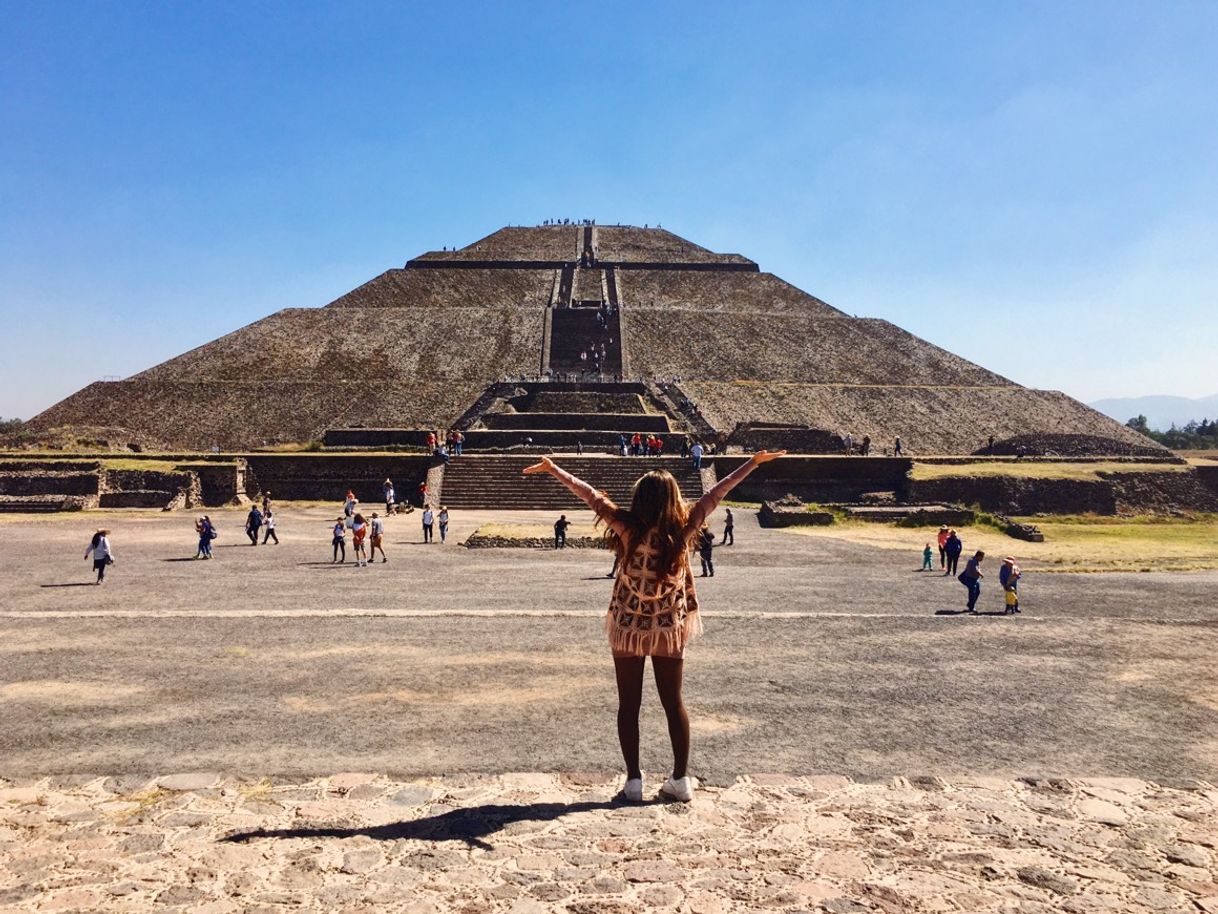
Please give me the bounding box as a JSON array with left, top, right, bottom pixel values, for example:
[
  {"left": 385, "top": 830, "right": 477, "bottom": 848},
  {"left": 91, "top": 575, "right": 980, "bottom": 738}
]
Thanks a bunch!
[
  {"left": 606, "top": 527, "right": 704, "bottom": 657},
  {"left": 547, "top": 459, "right": 758, "bottom": 658}
]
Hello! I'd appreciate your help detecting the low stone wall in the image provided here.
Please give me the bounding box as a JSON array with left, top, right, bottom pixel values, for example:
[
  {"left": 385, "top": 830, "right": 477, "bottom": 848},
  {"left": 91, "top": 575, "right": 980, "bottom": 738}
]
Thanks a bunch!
[
  {"left": 322, "top": 429, "right": 431, "bottom": 448},
  {"left": 712, "top": 456, "right": 911, "bottom": 504},
  {"left": 758, "top": 502, "right": 835, "bottom": 527},
  {"left": 907, "top": 469, "right": 1218, "bottom": 515},
  {"left": 726, "top": 424, "right": 842, "bottom": 454},
  {"left": 244, "top": 455, "right": 433, "bottom": 504},
  {"left": 907, "top": 476, "right": 1117, "bottom": 515},
  {"left": 463, "top": 533, "right": 607, "bottom": 549},
  {"left": 0, "top": 472, "right": 101, "bottom": 497}
]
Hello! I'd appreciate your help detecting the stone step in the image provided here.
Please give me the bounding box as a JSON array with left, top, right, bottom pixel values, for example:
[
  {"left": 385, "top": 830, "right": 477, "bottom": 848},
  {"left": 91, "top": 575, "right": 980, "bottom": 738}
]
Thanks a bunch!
[{"left": 478, "top": 412, "right": 670, "bottom": 432}]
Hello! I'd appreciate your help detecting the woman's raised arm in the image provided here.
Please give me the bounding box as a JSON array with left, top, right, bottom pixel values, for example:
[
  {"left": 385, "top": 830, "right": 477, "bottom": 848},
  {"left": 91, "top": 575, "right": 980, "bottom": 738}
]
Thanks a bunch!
[
  {"left": 687, "top": 450, "right": 786, "bottom": 530},
  {"left": 523, "top": 457, "right": 625, "bottom": 533}
]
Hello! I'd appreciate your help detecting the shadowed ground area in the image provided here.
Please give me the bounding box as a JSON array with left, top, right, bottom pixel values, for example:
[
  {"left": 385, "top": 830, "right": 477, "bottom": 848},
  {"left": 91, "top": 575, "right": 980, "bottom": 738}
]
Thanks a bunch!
[{"left": 2, "top": 505, "right": 1216, "bottom": 780}]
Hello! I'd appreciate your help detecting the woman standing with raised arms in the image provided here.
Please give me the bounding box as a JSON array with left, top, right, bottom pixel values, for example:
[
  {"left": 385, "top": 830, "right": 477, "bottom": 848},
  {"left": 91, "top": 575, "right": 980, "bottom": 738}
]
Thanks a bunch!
[{"left": 523, "top": 449, "right": 785, "bottom": 802}]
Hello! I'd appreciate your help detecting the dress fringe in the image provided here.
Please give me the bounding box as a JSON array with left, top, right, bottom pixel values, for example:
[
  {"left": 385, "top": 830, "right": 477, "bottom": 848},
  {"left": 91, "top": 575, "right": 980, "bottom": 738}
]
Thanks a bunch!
[{"left": 606, "top": 609, "right": 703, "bottom": 656}]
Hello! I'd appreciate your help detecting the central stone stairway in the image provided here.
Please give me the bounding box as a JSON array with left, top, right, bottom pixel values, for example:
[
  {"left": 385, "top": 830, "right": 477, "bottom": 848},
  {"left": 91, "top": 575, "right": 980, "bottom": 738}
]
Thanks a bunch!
[{"left": 437, "top": 454, "right": 707, "bottom": 509}]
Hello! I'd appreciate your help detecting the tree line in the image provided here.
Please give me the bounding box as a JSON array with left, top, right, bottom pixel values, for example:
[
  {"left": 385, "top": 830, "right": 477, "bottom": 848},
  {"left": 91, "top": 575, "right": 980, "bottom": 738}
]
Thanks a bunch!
[{"left": 1127, "top": 415, "right": 1218, "bottom": 450}]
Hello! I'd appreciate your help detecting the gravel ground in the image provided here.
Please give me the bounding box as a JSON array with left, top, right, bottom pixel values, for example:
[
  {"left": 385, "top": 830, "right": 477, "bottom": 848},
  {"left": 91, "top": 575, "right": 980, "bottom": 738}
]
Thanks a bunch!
[{"left": 2, "top": 505, "right": 1216, "bottom": 781}]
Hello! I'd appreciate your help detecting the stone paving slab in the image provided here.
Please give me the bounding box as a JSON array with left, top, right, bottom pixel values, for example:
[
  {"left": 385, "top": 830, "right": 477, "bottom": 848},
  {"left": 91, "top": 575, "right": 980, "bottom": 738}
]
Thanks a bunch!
[{"left": 1, "top": 774, "right": 1215, "bottom": 913}]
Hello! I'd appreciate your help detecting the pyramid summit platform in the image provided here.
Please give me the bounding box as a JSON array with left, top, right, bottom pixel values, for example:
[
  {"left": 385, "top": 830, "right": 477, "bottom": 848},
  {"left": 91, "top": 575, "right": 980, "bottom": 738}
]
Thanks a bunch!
[{"left": 27, "top": 223, "right": 1159, "bottom": 457}]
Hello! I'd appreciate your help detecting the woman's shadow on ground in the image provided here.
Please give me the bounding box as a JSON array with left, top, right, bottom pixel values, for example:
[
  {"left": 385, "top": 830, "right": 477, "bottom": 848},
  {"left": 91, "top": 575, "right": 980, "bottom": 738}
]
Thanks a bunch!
[{"left": 222, "top": 799, "right": 634, "bottom": 851}]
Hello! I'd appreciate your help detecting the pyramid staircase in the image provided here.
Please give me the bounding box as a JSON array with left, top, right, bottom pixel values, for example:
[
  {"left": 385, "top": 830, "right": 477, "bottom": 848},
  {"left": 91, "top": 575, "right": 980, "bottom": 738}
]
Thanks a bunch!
[{"left": 437, "top": 454, "right": 707, "bottom": 510}]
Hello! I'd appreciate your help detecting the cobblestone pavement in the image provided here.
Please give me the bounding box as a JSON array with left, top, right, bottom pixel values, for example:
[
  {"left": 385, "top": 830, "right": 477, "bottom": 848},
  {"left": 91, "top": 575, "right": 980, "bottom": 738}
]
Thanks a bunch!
[{"left": 2, "top": 773, "right": 1215, "bottom": 913}]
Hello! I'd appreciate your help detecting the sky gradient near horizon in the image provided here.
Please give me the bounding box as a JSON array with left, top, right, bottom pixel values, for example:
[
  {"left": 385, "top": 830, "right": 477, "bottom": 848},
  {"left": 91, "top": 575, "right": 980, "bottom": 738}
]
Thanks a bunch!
[{"left": 2, "top": 1, "right": 1216, "bottom": 420}]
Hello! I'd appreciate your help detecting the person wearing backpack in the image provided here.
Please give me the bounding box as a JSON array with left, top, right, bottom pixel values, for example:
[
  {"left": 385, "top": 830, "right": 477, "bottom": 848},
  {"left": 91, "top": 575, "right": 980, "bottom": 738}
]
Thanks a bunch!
[
  {"left": 85, "top": 529, "right": 114, "bottom": 584},
  {"left": 196, "top": 516, "right": 217, "bottom": 559},
  {"left": 959, "top": 550, "right": 985, "bottom": 613}
]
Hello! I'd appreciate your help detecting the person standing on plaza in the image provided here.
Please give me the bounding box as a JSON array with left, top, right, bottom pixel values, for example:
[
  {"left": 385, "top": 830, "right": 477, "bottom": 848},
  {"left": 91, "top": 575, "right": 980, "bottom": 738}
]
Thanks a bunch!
[
  {"left": 245, "top": 504, "right": 263, "bottom": 545},
  {"left": 921, "top": 542, "right": 933, "bottom": 571},
  {"left": 351, "top": 513, "right": 369, "bottom": 567},
  {"left": 522, "top": 448, "right": 785, "bottom": 803},
  {"left": 843, "top": 432, "right": 853, "bottom": 455},
  {"left": 343, "top": 490, "right": 357, "bottom": 523},
  {"left": 936, "top": 525, "right": 950, "bottom": 570},
  {"left": 262, "top": 509, "right": 279, "bottom": 545},
  {"left": 944, "top": 529, "right": 963, "bottom": 576},
  {"left": 84, "top": 529, "right": 113, "bottom": 584},
  {"left": 331, "top": 517, "right": 347, "bottom": 563},
  {"left": 417, "top": 480, "right": 428, "bottom": 508},
  {"left": 861, "top": 434, "right": 871, "bottom": 456},
  {"left": 722, "top": 508, "right": 734, "bottom": 545},
  {"left": 438, "top": 506, "right": 450, "bottom": 543},
  {"left": 383, "top": 479, "right": 396, "bottom": 514},
  {"left": 422, "top": 505, "right": 435, "bottom": 543},
  {"left": 369, "top": 512, "right": 387, "bottom": 563},
  {"left": 1000, "top": 555, "right": 1021, "bottom": 614},
  {"left": 696, "top": 524, "right": 715, "bottom": 577},
  {"left": 554, "top": 513, "right": 570, "bottom": 549},
  {"left": 959, "top": 550, "right": 985, "bottom": 613},
  {"left": 261, "top": 490, "right": 272, "bottom": 514}
]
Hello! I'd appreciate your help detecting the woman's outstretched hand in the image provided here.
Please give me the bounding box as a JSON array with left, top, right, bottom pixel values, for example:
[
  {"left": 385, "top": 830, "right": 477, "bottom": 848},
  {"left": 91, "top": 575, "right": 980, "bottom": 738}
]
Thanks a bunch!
[
  {"left": 751, "top": 449, "right": 787, "bottom": 465},
  {"left": 522, "top": 456, "right": 557, "bottom": 476}
]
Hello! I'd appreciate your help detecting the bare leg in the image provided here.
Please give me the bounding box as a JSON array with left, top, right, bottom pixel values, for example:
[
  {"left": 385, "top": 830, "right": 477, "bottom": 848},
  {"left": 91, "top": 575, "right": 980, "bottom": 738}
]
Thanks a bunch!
[
  {"left": 652, "top": 656, "right": 690, "bottom": 779},
  {"left": 613, "top": 656, "right": 645, "bottom": 780}
]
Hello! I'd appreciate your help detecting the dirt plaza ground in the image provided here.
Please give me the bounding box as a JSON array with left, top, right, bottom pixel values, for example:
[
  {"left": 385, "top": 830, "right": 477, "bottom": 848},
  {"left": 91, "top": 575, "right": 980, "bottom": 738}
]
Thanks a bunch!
[{"left": 2, "top": 504, "right": 1217, "bottom": 913}]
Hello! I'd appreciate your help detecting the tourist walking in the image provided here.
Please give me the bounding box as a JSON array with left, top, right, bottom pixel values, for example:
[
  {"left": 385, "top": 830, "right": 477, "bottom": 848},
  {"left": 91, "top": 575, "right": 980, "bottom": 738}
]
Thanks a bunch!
[
  {"left": 351, "top": 513, "right": 369, "bottom": 567},
  {"left": 554, "top": 514, "right": 570, "bottom": 549},
  {"left": 522, "top": 447, "right": 784, "bottom": 803},
  {"left": 245, "top": 505, "right": 263, "bottom": 545},
  {"left": 422, "top": 506, "right": 435, "bottom": 543},
  {"left": 722, "top": 508, "right": 734, "bottom": 545},
  {"left": 262, "top": 509, "right": 279, "bottom": 544},
  {"left": 438, "top": 506, "right": 449, "bottom": 543},
  {"left": 369, "top": 512, "right": 387, "bottom": 562},
  {"left": 261, "top": 490, "right": 272, "bottom": 514},
  {"left": 959, "top": 550, "right": 985, "bottom": 613},
  {"left": 1000, "top": 556, "right": 1021, "bottom": 614},
  {"left": 343, "top": 490, "right": 357, "bottom": 522},
  {"left": 383, "top": 479, "right": 396, "bottom": 514},
  {"left": 618, "top": 434, "right": 628, "bottom": 457},
  {"left": 921, "top": 542, "right": 933, "bottom": 571},
  {"left": 331, "top": 517, "right": 347, "bottom": 563},
  {"left": 690, "top": 441, "right": 703, "bottom": 470},
  {"left": 696, "top": 525, "right": 715, "bottom": 577},
  {"left": 196, "top": 516, "right": 216, "bottom": 559},
  {"left": 84, "top": 529, "right": 113, "bottom": 584},
  {"left": 944, "top": 529, "right": 963, "bottom": 576},
  {"left": 936, "top": 525, "right": 949, "bottom": 569},
  {"left": 894, "top": 436, "right": 904, "bottom": 457}
]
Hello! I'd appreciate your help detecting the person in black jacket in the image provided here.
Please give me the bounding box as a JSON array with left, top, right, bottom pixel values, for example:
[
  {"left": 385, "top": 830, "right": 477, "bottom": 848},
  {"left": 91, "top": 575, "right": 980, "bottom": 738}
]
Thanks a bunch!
[
  {"left": 696, "top": 525, "right": 715, "bottom": 577},
  {"left": 944, "top": 529, "right": 963, "bottom": 576}
]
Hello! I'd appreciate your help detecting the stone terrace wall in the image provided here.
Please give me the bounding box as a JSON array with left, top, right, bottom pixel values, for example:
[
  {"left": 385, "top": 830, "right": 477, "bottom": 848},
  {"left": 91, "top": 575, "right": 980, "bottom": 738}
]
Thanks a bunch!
[
  {"left": 131, "top": 307, "right": 542, "bottom": 383},
  {"left": 244, "top": 455, "right": 432, "bottom": 503},
  {"left": 325, "top": 268, "right": 555, "bottom": 309},
  {"left": 28, "top": 381, "right": 482, "bottom": 451},
  {"left": 595, "top": 227, "right": 754, "bottom": 265},
  {"left": 617, "top": 270, "right": 843, "bottom": 315},
  {"left": 711, "top": 456, "right": 911, "bottom": 503},
  {"left": 907, "top": 476, "right": 1118, "bottom": 515},
  {"left": 684, "top": 383, "right": 1168, "bottom": 457},
  {"left": 627, "top": 315, "right": 1015, "bottom": 386}
]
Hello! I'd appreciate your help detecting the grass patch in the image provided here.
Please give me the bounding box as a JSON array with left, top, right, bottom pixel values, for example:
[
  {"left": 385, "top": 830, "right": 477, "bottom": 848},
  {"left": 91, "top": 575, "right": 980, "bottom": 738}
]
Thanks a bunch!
[
  {"left": 779, "top": 515, "right": 1218, "bottom": 573},
  {"left": 909, "top": 461, "right": 1187, "bottom": 481},
  {"left": 110, "top": 787, "right": 172, "bottom": 821}
]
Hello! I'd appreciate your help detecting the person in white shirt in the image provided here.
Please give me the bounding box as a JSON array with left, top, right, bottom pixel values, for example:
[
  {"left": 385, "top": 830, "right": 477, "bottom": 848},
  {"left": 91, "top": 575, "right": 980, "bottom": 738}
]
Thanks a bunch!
[
  {"left": 262, "top": 509, "right": 279, "bottom": 545},
  {"left": 422, "top": 507, "right": 435, "bottom": 543},
  {"left": 84, "top": 529, "right": 113, "bottom": 584}
]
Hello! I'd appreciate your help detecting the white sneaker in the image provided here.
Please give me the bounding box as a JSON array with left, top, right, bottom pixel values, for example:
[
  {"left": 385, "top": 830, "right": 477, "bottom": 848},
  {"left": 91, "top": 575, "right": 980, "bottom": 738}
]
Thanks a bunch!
[
  {"left": 660, "top": 776, "right": 695, "bottom": 802},
  {"left": 623, "top": 776, "right": 644, "bottom": 802}
]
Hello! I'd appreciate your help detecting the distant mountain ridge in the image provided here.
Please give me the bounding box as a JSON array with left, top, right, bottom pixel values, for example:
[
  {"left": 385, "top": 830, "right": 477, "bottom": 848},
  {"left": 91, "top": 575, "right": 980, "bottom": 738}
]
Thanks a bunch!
[{"left": 1089, "top": 393, "right": 1218, "bottom": 431}]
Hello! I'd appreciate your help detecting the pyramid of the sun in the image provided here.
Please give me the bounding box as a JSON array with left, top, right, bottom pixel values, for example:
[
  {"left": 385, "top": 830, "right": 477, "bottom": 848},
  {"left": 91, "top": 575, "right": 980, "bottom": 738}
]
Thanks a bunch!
[{"left": 28, "top": 224, "right": 1157, "bottom": 455}]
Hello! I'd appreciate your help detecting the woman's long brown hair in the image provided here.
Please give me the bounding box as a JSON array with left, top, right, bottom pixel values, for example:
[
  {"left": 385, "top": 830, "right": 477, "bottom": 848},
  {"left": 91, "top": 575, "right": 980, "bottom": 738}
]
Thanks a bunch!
[{"left": 602, "top": 469, "right": 691, "bottom": 576}]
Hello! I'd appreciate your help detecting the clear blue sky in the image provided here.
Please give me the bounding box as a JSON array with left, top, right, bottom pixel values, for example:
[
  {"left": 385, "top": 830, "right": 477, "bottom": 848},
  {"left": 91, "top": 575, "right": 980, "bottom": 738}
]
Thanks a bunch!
[{"left": 2, "top": 1, "right": 1216, "bottom": 420}]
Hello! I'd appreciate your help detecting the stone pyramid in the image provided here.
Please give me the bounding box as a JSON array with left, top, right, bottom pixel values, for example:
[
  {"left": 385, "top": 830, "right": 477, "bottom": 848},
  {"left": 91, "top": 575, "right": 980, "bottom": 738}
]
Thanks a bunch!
[{"left": 26, "top": 224, "right": 1157, "bottom": 456}]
